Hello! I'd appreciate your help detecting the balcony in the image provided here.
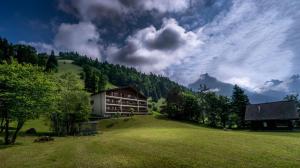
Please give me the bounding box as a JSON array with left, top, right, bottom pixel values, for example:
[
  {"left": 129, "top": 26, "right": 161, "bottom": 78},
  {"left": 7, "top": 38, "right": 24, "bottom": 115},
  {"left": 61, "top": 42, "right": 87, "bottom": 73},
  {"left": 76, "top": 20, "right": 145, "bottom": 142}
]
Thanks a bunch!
[
  {"left": 139, "top": 107, "right": 148, "bottom": 112},
  {"left": 106, "top": 106, "right": 121, "bottom": 112},
  {"left": 138, "top": 101, "right": 147, "bottom": 106},
  {"left": 122, "top": 100, "right": 138, "bottom": 106},
  {"left": 106, "top": 98, "right": 121, "bottom": 105},
  {"left": 122, "top": 107, "right": 138, "bottom": 113}
]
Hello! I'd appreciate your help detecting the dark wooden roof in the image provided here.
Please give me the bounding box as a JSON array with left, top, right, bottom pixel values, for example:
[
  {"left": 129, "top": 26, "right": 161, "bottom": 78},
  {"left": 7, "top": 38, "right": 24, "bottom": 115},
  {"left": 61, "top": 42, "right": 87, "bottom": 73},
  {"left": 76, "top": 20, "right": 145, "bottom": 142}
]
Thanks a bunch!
[
  {"left": 245, "top": 101, "right": 299, "bottom": 121},
  {"left": 92, "top": 86, "right": 147, "bottom": 99}
]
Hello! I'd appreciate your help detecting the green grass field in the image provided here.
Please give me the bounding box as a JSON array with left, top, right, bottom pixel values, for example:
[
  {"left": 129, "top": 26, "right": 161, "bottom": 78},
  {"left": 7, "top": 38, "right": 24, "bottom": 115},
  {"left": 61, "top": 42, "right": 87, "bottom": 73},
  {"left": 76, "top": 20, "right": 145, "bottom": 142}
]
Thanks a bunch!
[
  {"left": 56, "top": 59, "right": 116, "bottom": 89},
  {"left": 1, "top": 115, "right": 300, "bottom": 168},
  {"left": 57, "top": 59, "right": 83, "bottom": 76}
]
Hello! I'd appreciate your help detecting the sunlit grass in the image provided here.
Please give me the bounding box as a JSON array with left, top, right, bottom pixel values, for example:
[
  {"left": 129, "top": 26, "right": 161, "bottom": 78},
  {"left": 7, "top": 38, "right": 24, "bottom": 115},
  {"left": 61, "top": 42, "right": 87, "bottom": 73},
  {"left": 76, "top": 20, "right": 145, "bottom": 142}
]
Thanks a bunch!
[
  {"left": 1, "top": 115, "right": 300, "bottom": 168},
  {"left": 56, "top": 59, "right": 115, "bottom": 90}
]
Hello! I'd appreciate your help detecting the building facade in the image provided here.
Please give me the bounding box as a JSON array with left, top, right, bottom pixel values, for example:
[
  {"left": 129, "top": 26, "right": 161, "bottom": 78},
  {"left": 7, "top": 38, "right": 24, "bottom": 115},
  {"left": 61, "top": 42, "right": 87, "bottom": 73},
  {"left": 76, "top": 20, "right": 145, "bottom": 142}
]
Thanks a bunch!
[
  {"left": 91, "top": 86, "right": 148, "bottom": 117},
  {"left": 245, "top": 101, "right": 299, "bottom": 129}
]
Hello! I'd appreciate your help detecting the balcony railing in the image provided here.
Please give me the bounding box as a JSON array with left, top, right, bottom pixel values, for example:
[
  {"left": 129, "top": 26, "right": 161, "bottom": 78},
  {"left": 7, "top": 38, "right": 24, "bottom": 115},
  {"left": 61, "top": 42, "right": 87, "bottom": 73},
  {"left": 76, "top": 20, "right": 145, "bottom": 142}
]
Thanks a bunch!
[
  {"left": 106, "top": 92, "right": 139, "bottom": 99},
  {"left": 138, "top": 102, "right": 147, "bottom": 106},
  {"left": 106, "top": 100, "right": 121, "bottom": 105},
  {"left": 122, "top": 100, "right": 138, "bottom": 106}
]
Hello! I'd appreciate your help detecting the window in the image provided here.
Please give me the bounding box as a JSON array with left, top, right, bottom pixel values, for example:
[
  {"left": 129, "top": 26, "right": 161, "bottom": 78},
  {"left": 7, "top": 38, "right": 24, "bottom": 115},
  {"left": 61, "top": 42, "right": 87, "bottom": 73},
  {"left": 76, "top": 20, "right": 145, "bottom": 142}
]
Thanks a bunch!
[
  {"left": 263, "top": 122, "right": 267, "bottom": 127},
  {"left": 257, "top": 105, "right": 261, "bottom": 112}
]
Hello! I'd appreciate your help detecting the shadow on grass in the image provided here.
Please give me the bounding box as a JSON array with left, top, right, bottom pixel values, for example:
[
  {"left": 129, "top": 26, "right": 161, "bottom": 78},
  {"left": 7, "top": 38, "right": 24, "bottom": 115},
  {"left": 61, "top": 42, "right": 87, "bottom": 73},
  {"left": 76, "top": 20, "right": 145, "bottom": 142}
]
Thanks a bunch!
[
  {"left": 0, "top": 139, "right": 23, "bottom": 149},
  {"left": 154, "top": 115, "right": 300, "bottom": 134},
  {"left": 18, "top": 131, "right": 55, "bottom": 137}
]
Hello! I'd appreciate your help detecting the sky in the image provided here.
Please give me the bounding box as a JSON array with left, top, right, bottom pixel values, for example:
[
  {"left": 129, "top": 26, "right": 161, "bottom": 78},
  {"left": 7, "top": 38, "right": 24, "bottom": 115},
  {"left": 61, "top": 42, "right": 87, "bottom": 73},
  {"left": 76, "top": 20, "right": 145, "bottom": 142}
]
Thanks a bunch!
[{"left": 1, "top": 0, "right": 300, "bottom": 92}]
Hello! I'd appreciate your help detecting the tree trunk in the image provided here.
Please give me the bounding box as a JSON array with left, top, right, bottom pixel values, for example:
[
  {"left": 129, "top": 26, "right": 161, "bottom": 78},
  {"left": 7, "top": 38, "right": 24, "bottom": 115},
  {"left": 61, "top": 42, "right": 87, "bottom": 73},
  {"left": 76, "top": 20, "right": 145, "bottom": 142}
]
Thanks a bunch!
[
  {"left": 223, "top": 121, "right": 226, "bottom": 129},
  {"left": 4, "top": 111, "right": 10, "bottom": 145},
  {"left": 0, "top": 117, "right": 4, "bottom": 133},
  {"left": 11, "top": 120, "right": 24, "bottom": 144}
]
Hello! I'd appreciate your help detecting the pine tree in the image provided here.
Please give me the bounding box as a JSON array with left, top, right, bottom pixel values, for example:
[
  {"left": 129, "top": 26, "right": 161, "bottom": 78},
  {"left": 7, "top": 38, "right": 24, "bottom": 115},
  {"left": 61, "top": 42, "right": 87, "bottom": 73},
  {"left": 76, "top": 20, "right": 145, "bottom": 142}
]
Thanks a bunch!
[
  {"left": 90, "top": 72, "right": 98, "bottom": 93},
  {"left": 0, "top": 38, "right": 14, "bottom": 63},
  {"left": 83, "top": 65, "right": 93, "bottom": 92},
  {"left": 231, "top": 85, "right": 249, "bottom": 128},
  {"left": 45, "top": 51, "right": 58, "bottom": 72}
]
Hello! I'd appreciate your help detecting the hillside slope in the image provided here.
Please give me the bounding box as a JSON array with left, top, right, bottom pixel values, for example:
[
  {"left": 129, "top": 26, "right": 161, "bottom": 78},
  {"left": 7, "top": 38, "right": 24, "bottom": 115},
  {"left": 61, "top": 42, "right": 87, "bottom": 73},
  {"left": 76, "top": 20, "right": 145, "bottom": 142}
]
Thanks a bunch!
[
  {"left": 59, "top": 53, "right": 187, "bottom": 100},
  {"left": 57, "top": 59, "right": 83, "bottom": 76},
  {"left": 56, "top": 59, "right": 115, "bottom": 89}
]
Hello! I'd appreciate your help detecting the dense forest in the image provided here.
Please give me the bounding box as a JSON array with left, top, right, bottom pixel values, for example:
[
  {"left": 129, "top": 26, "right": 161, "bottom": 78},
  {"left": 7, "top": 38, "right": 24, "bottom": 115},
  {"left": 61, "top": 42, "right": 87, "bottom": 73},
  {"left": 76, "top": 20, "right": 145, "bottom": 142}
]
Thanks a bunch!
[{"left": 0, "top": 38, "right": 49, "bottom": 66}]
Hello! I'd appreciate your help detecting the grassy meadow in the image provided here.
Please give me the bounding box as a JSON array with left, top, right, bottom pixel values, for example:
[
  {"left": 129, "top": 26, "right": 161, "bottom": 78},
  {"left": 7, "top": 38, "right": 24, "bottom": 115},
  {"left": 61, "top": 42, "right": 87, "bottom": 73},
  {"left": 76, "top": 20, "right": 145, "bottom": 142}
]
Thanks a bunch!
[
  {"left": 56, "top": 59, "right": 116, "bottom": 89},
  {"left": 57, "top": 59, "right": 83, "bottom": 76},
  {"left": 1, "top": 115, "right": 300, "bottom": 168}
]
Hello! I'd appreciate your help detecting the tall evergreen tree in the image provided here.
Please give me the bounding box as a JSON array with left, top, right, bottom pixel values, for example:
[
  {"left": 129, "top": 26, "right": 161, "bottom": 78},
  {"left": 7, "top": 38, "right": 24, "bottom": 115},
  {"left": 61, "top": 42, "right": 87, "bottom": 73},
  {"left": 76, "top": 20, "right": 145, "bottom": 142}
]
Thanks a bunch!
[
  {"left": 14, "top": 44, "right": 38, "bottom": 64},
  {"left": 0, "top": 38, "right": 14, "bottom": 63},
  {"left": 90, "top": 72, "right": 98, "bottom": 93},
  {"left": 82, "top": 65, "right": 107, "bottom": 93},
  {"left": 83, "top": 65, "right": 93, "bottom": 92},
  {"left": 45, "top": 51, "right": 58, "bottom": 72},
  {"left": 204, "top": 92, "right": 219, "bottom": 127},
  {"left": 231, "top": 85, "right": 249, "bottom": 128},
  {"left": 218, "top": 96, "right": 231, "bottom": 128},
  {"left": 37, "top": 53, "right": 49, "bottom": 67},
  {"left": 94, "top": 70, "right": 107, "bottom": 92}
]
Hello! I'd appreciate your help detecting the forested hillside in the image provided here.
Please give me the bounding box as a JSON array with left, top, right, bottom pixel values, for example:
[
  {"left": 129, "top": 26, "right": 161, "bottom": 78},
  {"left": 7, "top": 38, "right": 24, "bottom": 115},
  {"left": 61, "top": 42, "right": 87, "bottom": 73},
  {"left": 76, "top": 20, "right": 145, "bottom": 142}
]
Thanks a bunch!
[
  {"left": 59, "top": 52, "right": 187, "bottom": 100},
  {"left": 0, "top": 38, "right": 48, "bottom": 66},
  {"left": 0, "top": 37, "right": 187, "bottom": 100}
]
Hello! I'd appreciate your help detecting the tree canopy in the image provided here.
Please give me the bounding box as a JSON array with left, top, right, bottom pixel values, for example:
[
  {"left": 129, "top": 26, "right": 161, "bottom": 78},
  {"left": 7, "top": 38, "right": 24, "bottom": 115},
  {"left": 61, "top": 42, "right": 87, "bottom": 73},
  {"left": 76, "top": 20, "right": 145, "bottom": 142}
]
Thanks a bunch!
[
  {"left": 45, "top": 51, "right": 58, "bottom": 72},
  {"left": 49, "top": 73, "right": 91, "bottom": 135},
  {"left": 231, "top": 85, "right": 250, "bottom": 128},
  {"left": 0, "top": 61, "right": 58, "bottom": 144},
  {"left": 162, "top": 84, "right": 249, "bottom": 129}
]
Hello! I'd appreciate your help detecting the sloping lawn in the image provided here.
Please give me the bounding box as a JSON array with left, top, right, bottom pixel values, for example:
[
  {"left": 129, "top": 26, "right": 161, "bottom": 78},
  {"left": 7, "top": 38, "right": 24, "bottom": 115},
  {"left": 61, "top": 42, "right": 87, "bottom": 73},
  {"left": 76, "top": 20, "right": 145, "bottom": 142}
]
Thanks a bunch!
[
  {"left": 1, "top": 115, "right": 300, "bottom": 168},
  {"left": 57, "top": 59, "right": 83, "bottom": 76},
  {"left": 56, "top": 59, "right": 116, "bottom": 89}
]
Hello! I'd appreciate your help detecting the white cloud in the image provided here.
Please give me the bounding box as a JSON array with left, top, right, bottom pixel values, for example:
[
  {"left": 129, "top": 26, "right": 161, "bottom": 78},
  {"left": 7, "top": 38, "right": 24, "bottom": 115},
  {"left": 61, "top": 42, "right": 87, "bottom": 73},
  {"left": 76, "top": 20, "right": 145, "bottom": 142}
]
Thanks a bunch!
[
  {"left": 170, "top": 0, "right": 299, "bottom": 90},
  {"left": 54, "top": 22, "right": 102, "bottom": 59},
  {"left": 19, "top": 41, "right": 56, "bottom": 54},
  {"left": 107, "top": 18, "right": 201, "bottom": 73},
  {"left": 142, "top": 0, "right": 190, "bottom": 13}
]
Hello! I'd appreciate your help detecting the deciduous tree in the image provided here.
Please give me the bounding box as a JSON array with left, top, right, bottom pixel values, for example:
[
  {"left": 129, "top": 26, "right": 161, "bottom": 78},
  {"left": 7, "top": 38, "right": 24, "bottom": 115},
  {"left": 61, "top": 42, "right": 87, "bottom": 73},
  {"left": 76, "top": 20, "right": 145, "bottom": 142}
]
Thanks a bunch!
[
  {"left": 0, "top": 61, "right": 58, "bottom": 144},
  {"left": 50, "top": 73, "right": 91, "bottom": 135}
]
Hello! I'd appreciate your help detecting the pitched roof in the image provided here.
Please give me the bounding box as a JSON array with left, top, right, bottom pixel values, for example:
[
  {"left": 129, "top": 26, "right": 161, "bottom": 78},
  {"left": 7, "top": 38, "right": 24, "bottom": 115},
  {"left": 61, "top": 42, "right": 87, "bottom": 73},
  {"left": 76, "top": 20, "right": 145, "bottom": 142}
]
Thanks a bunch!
[
  {"left": 92, "top": 86, "right": 147, "bottom": 99},
  {"left": 245, "top": 101, "right": 299, "bottom": 121}
]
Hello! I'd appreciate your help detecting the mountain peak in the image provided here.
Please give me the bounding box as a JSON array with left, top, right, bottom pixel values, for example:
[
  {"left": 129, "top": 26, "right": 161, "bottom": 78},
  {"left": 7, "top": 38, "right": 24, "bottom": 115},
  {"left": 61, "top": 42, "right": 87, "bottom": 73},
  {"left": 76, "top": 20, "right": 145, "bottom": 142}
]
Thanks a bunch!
[
  {"left": 198, "top": 73, "right": 217, "bottom": 81},
  {"left": 188, "top": 73, "right": 233, "bottom": 96},
  {"left": 188, "top": 74, "right": 285, "bottom": 103}
]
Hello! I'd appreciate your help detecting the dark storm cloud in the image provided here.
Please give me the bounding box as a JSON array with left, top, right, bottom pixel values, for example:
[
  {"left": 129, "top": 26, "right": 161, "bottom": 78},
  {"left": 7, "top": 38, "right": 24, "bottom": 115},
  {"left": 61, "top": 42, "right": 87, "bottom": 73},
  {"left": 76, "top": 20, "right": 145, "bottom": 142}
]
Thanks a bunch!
[
  {"left": 145, "top": 28, "right": 186, "bottom": 51},
  {"left": 119, "top": 0, "right": 139, "bottom": 7},
  {"left": 107, "top": 18, "right": 201, "bottom": 73},
  {"left": 58, "top": 0, "right": 126, "bottom": 20},
  {"left": 109, "top": 42, "right": 157, "bottom": 66},
  {"left": 264, "top": 80, "right": 283, "bottom": 87},
  {"left": 58, "top": 0, "right": 190, "bottom": 21}
]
